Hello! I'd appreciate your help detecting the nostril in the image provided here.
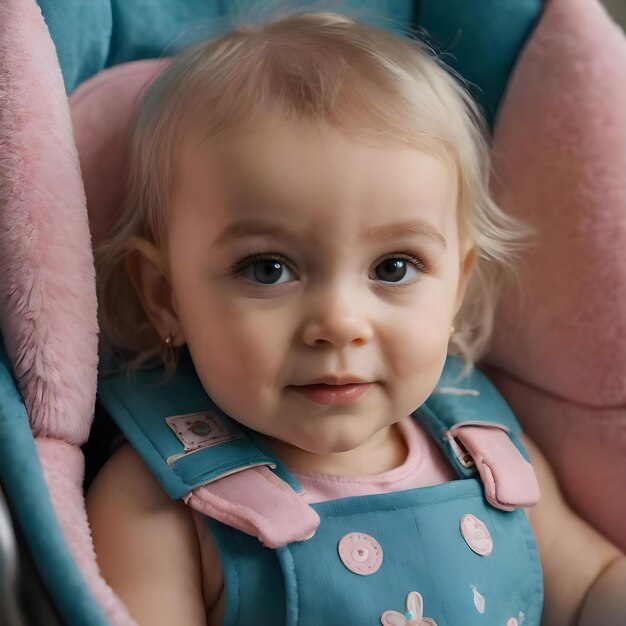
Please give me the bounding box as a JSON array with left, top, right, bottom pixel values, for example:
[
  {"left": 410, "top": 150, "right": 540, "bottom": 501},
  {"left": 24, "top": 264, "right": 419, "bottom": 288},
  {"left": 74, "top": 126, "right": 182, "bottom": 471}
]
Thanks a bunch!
[
  {"left": 313, "top": 338, "right": 330, "bottom": 347},
  {"left": 311, "top": 336, "right": 367, "bottom": 348},
  {"left": 302, "top": 316, "right": 373, "bottom": 348}
]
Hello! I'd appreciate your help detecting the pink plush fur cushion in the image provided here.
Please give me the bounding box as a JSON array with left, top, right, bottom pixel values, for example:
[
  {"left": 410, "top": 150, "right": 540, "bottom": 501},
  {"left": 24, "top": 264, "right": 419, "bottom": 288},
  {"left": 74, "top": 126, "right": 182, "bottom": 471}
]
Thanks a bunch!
[
  {"left": 0, "top": 0, "right": 98, "bottom": 446},
  {"left": 36, "top": 438, "right": 135, "bottom": 625},
  {"left": 487, "top": 0, "right": 626, "bottom": 550},
  {"left": 0, "top": 2, "right": 136, "bottom": 622}
]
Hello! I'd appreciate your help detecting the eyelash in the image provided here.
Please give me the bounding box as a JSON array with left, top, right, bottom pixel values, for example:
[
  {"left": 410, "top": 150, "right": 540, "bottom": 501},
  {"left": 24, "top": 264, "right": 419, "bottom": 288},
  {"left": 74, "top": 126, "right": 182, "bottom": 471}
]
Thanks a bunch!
[
  {"left": 230, "top": 252, "right": 296, "bottom": 276},
  {"left": 369, "top": 253, "right": 428, "bottom": 289},
  {"left": 375, "top": 253, "right": 427, "bottom": 273}
]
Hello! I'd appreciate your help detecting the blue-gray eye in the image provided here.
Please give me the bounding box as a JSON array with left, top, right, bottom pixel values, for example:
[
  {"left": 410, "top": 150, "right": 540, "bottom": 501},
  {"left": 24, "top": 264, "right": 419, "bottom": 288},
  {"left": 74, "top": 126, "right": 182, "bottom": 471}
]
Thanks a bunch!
[
  {"left": 240, "top": 257, "right": 296, "bottom": 285},
  {"left": 372, "top": 258, "right": 419, "bottom": 283}
]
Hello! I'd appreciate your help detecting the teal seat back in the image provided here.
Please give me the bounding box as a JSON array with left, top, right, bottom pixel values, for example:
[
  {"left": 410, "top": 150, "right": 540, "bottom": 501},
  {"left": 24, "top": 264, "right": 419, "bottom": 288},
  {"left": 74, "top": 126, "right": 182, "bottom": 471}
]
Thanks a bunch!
[{"left": 38, "top": 0, "right": 542, "bottom": 125}]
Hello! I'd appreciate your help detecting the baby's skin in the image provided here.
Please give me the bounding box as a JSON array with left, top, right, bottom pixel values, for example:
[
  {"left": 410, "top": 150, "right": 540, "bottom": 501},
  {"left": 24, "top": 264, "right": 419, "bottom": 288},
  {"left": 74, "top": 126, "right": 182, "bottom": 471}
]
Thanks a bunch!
[{"left": 87, "top": 119, "right": 626, "bottom": 625}]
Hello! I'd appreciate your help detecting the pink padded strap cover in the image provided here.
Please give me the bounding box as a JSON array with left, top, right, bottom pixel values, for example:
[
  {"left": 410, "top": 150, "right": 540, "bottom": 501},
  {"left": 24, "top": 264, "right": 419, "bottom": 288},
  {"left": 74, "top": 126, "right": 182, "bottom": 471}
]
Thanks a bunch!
[
  {"left": 184, "top": 424, "right": 538, "bottom": 546},
  {"left": 455, "top": 426, "right": 540, "bottom": 511},
  {"left": 183, "top": 466, "right": 320, "bottom": 548}
]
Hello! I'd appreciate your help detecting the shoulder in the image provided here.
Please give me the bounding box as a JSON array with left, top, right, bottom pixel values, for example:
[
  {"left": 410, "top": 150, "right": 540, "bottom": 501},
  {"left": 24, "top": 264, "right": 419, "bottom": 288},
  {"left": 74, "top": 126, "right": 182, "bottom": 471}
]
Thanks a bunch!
[
  {"left": 519, "top": 434, "right": 561, "bottom": 523},
  {"left": 87, "top": 443, "right": 187, "bottom": 529},
  {"left": 86, "top": 444, "right": 207, "bottom": 625},
  {"left": 87, "top": 441, "right": 183, "bottom": 505},
  {"left": 520, "top": 434, "right": 622, "bottom": 625},
  {"left": 520, "top": 433, "right": 604, "bottom": 550}
]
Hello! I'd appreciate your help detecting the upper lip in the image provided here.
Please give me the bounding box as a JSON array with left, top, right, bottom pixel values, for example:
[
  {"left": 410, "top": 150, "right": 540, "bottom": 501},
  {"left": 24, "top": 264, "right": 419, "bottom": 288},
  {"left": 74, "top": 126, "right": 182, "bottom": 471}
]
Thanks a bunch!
[{"left": 294, "top": 376, "right": 371, "bottom": 386}]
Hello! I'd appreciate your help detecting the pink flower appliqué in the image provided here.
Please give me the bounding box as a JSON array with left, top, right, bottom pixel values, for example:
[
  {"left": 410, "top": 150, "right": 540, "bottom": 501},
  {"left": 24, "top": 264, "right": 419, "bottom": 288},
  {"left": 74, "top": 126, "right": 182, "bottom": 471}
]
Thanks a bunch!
[{"left": 381, "top": 591, "right": 438, "bottom": 626}]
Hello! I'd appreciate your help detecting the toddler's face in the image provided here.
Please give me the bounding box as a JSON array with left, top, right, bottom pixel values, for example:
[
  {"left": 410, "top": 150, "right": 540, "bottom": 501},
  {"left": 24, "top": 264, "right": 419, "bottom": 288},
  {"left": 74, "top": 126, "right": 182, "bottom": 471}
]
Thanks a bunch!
[{"left": 165, "top": 118, "right": 472, "bottom": 457}]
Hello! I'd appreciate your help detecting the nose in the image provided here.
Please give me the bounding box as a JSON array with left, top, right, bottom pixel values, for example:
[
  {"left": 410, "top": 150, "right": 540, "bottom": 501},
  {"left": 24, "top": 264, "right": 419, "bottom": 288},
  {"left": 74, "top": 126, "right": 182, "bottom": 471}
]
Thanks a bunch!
[{"left": 301, "top": 285, "right": 374, "bottom": 348}]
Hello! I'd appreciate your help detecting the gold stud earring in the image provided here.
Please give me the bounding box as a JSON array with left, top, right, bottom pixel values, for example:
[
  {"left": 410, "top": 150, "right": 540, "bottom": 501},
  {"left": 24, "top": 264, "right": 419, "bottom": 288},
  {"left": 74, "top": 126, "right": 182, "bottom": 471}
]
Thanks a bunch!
[{"left": 164, "top": 332, "right": 174, "bottom": 347}]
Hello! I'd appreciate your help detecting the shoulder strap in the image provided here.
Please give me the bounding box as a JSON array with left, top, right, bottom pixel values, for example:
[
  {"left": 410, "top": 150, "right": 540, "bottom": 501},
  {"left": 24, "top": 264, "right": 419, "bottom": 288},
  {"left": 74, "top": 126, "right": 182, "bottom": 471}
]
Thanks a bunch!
[
  {"left": 420, "top": 356, "right": 524, "bottom": 435},
  {"left": 98, "top": 355, "right": 537, "bottom": 547},
  {"left": 98, "top": 363, "right": 284, "bottom": 498},
  {"left": 415, "top": 356, "right": 539, "bottom": 510},
  {"left": 98, "top": 363, "right": 320, "bottom": 547}
]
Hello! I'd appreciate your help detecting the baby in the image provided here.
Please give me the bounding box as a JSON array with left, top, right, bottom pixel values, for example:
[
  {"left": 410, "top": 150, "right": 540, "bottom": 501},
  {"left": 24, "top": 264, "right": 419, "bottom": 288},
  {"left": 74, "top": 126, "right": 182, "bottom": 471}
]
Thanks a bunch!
[{"left": 86, "top": 12, "right": 626, "bottom": 626}]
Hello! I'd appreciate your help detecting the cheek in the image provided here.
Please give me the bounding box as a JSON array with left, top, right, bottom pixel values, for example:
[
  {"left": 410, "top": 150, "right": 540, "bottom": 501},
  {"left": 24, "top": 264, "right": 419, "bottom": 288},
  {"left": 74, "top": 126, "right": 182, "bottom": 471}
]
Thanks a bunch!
[
  {"left": 389, "top": 286, "right": 454, "bottom": 355},
  {"left": 177, "top": 293, "right": 291, "bottom": 408},
  {"left": 381, "top": 296, "right": 453, "bottom": 403},
  {"left": 191, "top": 307, "right": 271, "bottom": 372},
  {"left": 388, "top": 317, "right": 449, "bottom": 377}
]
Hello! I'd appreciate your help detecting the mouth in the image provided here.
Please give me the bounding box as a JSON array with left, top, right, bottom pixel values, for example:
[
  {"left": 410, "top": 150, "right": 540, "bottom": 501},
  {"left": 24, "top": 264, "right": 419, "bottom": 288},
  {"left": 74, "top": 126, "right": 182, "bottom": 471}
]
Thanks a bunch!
[{"left": 288, "top": 381, "right": 372, "bottom": 405}]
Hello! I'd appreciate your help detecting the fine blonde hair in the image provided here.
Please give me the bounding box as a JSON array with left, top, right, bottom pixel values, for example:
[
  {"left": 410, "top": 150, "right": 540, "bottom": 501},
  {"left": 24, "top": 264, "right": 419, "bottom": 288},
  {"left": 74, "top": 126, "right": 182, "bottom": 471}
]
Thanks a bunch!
[{"left": 96, "top": 11, "right": 527, "bottom": 372}]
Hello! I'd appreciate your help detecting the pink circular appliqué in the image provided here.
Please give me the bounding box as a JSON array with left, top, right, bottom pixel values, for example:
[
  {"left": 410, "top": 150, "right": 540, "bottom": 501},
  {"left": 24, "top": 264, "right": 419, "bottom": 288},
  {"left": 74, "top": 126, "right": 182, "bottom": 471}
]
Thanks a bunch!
[
  {"left": 506, "top": 619, "right": 519, "bottom": 626},
  {"left": 460, "top": 514, "right": 493, "bottom": 556},
  {"left": 337, "top": 532, "right": 383, "bottom": 575}
]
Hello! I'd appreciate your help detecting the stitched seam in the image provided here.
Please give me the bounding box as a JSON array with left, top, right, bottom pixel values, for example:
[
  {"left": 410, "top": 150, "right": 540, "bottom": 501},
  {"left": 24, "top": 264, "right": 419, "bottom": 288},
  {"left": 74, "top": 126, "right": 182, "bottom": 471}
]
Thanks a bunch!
[
  {"left": 410, "top": 508, "right": 446, "bottom": 623},
  {"left": 292, "top": 458, "right": 419, "bottom": 485},
  {"left": 278, "top": 547, "right": 300, "bottom": 626},
  {"left": 520, "top": 514, "right": 544, "bottom": 623}
]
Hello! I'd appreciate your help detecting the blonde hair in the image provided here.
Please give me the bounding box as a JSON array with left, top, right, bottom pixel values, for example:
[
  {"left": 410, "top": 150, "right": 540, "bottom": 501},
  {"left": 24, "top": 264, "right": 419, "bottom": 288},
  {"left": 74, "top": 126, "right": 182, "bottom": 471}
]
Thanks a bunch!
[{"left": 96, "top": 11, "right": 527, "bottom": 372}]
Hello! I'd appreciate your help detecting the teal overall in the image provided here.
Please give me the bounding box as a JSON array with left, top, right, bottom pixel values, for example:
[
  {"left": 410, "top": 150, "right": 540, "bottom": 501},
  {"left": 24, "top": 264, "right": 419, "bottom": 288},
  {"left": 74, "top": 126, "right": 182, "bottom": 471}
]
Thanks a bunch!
[{"left": 98, "top": 356, "right": 543, "bottom": 626}]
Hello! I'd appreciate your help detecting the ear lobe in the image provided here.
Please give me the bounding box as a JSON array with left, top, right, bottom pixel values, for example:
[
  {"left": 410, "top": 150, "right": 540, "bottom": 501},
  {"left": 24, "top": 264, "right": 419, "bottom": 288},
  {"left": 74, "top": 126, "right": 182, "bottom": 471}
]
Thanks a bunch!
[{"left": 125, "top": 237, "right": 185, "bottom": 346}]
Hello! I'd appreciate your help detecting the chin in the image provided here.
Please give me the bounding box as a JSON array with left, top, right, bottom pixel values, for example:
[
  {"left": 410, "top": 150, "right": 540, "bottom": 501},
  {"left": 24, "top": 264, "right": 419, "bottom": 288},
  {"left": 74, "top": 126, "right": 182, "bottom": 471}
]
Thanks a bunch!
[{"left": 300, "top": 429, "right": 367, "bottom": 455}]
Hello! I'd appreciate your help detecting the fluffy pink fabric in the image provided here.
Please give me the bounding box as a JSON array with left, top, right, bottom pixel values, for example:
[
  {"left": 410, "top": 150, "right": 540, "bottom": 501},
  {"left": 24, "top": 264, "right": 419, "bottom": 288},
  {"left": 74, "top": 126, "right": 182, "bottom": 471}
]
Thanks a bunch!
[
  {"left": 487, "top": 0, "right": 626, "bottom": 549},
  {"left": 36, "top": 438, "right": 136, "bottom": 625},
  {"left": 0, "top": 2, "right": 133, "bottom": 622},
  {"left": 71, "top": 60, "right": 169, "bottom": 248},
  {"left": 0, "top": 0, "right": 98, "bottom": 445}
]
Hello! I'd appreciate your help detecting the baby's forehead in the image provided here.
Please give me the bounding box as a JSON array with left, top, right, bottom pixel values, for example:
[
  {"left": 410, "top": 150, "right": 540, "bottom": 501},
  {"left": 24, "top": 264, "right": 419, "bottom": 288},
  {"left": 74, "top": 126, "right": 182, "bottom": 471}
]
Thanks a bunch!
[
  {"left": 181, "top": 115, "right": 458, "bottom": 186},
  {"left": 175, "top": 119, "right": 459, "bottom": 240}
]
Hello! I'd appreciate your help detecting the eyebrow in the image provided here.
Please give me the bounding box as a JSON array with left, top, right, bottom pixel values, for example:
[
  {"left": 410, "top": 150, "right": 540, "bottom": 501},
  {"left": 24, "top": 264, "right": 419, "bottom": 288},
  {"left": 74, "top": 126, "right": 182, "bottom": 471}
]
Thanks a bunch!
[
  {"left": 210, "top": 220, "right": 301, "bottom": 247},
  {"left": 211, "top": 218, "right": 447, "bottom": 249},
  {"left": 362, "top": 220, "right": 447, "bottom": 249}
]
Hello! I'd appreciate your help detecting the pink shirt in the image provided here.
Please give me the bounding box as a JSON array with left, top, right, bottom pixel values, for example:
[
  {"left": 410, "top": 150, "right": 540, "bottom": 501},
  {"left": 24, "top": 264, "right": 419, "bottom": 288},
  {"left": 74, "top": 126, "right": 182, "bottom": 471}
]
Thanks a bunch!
[{"left": 292, "top": 417, "right": 457, "bottom": 504}]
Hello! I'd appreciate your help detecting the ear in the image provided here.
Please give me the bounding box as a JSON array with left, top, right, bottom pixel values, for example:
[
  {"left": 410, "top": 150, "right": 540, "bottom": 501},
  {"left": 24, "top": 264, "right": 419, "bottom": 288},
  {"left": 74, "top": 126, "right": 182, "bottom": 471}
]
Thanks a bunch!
[
  {"left": 125, "top": 236, "right": 186, "bottom": 347},
  {"left": 454, "top": 240, "right": 476, "bottom": 315}
]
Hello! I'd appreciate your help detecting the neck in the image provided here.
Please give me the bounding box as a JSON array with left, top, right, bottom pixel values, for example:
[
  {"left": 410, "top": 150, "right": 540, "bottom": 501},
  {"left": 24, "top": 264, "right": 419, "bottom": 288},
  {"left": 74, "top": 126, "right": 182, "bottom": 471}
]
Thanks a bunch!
[{"left": 262, "top": 422, "right": 408, "bottom": 476}]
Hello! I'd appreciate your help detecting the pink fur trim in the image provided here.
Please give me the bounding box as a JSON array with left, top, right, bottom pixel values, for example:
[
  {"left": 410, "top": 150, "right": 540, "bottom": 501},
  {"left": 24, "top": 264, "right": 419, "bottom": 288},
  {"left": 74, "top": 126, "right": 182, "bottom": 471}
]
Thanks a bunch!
[
  {"left": 487, "top": 0, "right": 626, "bottom": 549},
  {"left": 36, "top": 438, "right": 136, "bottom": 625},
  {"left": 0, "top": 0, "right": 98, "bottom": 444}
]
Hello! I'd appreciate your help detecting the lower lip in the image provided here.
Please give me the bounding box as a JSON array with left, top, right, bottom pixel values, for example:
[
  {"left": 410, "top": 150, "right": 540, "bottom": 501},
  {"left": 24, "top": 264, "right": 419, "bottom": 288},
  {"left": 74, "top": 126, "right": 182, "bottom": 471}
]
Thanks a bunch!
[{"left": 290, "top": 383, "right": 372, "bottom": 405}]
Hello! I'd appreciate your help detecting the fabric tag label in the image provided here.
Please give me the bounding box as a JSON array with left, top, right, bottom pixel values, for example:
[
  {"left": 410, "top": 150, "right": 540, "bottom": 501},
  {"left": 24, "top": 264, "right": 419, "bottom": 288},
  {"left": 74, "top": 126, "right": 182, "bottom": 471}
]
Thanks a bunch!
[{"left": 166, "top": 412, "right": 241, "bottom": 453}]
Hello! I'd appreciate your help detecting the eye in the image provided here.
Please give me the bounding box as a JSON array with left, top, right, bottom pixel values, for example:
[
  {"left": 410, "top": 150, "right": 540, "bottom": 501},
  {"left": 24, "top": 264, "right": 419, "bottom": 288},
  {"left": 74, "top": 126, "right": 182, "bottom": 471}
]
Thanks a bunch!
[
  {"left": 371, "top": 255, "right": 424, "bottom": 284},
  {"left": 236, "top": 254, "right": 297, "bottom": 285}
]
